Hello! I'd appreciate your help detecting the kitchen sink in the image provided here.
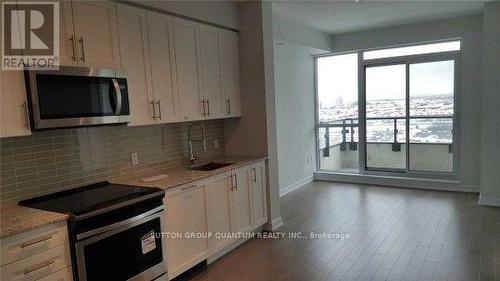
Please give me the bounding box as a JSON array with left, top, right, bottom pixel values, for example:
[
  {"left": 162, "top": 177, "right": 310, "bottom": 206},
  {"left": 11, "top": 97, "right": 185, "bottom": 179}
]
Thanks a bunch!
[{"left": 189, "top": 162, "right": 234, "bottom": 171}]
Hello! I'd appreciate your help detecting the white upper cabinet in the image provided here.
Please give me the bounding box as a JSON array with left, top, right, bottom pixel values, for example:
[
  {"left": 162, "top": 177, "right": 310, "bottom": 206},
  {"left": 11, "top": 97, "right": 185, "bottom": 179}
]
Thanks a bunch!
[
  {"left": 172, "top": 18, "right": 203, "bottom": 121},
  {"left": 116, "top": 4, "right": 154, "bottom": 126},
  {"left": 71, "top": 1, "right": 121, "bottom": 69},
  {"left": 147, "top": 12, "right": 179, "bottom": 123},
  {"left": 199, "top": 25, "right": 224, "bottom": 119},
  {"left": 0, "top": 5, "right": 30, "bottom": 138},
  {"left": 220, "top": 29, "right": 242, "bottom": 117},
  {"left": 0, "top": 71, "right": 31, "bottom": 138},
  {"left": 56, "top": 1, "right": 76, "bottom": 66}
]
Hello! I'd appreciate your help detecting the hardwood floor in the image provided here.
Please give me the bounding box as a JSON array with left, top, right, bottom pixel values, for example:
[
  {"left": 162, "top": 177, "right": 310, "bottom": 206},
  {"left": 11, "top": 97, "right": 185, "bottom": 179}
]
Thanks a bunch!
[{"left": 183, "top": 181, "right": 500, "bottom": 281}]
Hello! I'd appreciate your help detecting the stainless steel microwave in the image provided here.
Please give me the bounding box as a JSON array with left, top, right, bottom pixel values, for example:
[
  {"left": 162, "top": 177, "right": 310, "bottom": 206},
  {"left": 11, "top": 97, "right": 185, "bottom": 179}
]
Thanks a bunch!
[{"left": 25, "top": 66, "right": 131, "bottom": 130}]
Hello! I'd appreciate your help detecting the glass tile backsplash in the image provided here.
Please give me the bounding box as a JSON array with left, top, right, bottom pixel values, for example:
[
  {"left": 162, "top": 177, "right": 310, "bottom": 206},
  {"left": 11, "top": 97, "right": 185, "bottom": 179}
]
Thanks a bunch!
[{"left": 0, "top": 120, "right": 224, "bottom": 204}]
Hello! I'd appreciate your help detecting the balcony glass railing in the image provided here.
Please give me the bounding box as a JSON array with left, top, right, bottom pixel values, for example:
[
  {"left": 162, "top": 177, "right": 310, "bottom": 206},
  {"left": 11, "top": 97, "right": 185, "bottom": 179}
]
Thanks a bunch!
[{"left": 318, "top": 115, "right": 453, "bottom": 153}]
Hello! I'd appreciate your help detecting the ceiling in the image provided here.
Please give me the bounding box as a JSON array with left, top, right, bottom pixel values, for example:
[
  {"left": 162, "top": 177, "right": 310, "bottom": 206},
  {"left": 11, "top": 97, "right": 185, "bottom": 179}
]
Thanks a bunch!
[{"left": 272, "top": 1, "right": 484, "bottom": 35}]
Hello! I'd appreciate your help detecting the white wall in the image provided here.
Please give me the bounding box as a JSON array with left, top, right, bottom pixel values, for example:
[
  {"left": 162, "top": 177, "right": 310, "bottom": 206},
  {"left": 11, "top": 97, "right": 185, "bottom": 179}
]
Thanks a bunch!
[
  {"left": 480, "top": 2, "right": 500, "bottom": 205},
  {"left": 330, "top": 15, "right": 483, "bottom": 190},
  {"left": 127, "top": 0, "right": 239, "bottom": 29},
  {"left": 273, "top": 16, "right": 332, "bottom": 50},
  {"left": 274, "top": 42, "right": 323, "bottom": 193},
  {"left": 271, "top": 12, "right": 331, "bottom": 195}
]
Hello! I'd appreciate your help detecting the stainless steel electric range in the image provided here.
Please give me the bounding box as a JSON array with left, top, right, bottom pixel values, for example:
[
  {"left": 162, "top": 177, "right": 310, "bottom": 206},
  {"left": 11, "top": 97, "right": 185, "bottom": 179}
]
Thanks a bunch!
[{"left": 20, "top": 181, "right": 167, "bottom": 281}]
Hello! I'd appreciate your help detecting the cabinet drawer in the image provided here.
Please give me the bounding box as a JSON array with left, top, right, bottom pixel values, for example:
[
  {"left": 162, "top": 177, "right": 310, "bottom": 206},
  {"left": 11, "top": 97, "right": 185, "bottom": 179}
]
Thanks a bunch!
[
  {"left": 38, "top": 267, "right": 73, "bottom": 281},
  {"left": 1, "top": 222, "right": 68, "bottom": 266},
  {"left": 1, "top": 243, "right": 71, "bottom": 281}
]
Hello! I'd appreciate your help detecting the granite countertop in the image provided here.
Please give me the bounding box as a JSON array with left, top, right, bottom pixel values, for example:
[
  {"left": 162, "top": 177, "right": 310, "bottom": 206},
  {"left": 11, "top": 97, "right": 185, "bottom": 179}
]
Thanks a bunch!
[
  {"left": 0, "top": 156, "right": 266, "bottom": 239},
  {"left": 110, "top": 156, "right": 267, "bottom": 190},
  {"left": 0, "top": 205, "right": 68, "bottom": 239}
]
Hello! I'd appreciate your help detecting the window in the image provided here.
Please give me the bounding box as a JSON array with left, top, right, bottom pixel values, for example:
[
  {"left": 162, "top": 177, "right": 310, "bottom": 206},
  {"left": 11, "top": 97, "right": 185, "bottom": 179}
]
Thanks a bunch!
[
  {"left": 316, "top": 40, "right": 459, "bottom": 177},
  {"left": 363, "top": 40, "right": 460, "bottom": 60},
  {"left": 316, "top": 53, "right": 359, "bottom": 173}
]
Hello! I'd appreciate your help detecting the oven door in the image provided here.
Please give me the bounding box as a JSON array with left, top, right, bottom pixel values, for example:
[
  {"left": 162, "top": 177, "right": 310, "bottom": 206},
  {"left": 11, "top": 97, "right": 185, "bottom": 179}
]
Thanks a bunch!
[
  {"left": 75, "top": 211, "right": 166, "bottom": 281},
  {"left": 26, "top": 66, "right": 131, "bottom": 130}
]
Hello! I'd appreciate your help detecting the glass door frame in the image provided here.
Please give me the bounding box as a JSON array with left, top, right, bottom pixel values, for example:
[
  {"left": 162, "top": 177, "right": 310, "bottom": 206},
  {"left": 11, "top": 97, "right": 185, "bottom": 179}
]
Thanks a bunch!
[{"left": 359, "top": 51, "right": 461, "bottom": 179}]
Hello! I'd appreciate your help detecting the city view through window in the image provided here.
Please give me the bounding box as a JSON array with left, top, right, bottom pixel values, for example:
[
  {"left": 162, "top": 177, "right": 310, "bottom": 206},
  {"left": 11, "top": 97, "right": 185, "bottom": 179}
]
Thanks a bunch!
[{"left": 317, "top": 47, "right": 456, "bottom": 173}]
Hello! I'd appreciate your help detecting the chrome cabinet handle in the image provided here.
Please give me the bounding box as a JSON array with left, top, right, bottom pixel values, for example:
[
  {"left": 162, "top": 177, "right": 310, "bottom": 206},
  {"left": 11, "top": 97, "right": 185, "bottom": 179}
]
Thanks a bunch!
[
  {"left": 206, "top": 100, "right": 210, "bottom": 116},
  {"left": 228, "top": 99, "right": 231, "bottom": 115},
  {"left": 69, "top": 35, "right": 76, "bottom": 62},
  {"left": 150, "top": 101, "right": 156, "bottom": 120},
  {"left": 111, "top": 78, "right": 122, "bottom": 115},
  {"left": 23, "top": 259, "right": 56, "bottom": 275},
  {"left": 234, "top": 174, "right": 238, "bottom": 190},
  {"left": 156, "top": 100, "right": 162, "bottom": 120},
  {"left": 181, "top": 184, "right": 197, "bottom": 191},
  {"left": 78, "top": 37, "right": 86, "bottom": 62},
  {"left": 201, "top": 100, "right": 206, "bottom": 116},
  {"left": 253, "top": 168, "right": 257, "bottom": 183},
  {"left": 21, "top": 235, "right": 53, "bottom": 248}
]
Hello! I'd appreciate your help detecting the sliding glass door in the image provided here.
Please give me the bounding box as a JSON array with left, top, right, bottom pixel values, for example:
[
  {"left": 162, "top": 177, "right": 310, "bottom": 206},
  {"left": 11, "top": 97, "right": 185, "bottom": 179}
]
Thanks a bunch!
[
  {"left": 362, "top": 56, "right": 457, "bottom": 175},
  {"left": 365, "top": 64, "right": 407, "bottom": 171}
]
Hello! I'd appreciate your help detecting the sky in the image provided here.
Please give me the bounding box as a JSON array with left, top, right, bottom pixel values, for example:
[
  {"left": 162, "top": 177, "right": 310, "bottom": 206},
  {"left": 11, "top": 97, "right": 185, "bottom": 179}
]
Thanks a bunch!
[{"left": 318, "top": 50, "right": 455, "bottom": 107}]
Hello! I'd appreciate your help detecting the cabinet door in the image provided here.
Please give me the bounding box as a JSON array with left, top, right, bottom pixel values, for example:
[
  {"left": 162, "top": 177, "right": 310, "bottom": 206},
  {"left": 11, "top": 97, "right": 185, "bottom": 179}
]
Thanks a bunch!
[
  {"left": 229, "top": 167, "right": 252, "bottom": 234},
  {"left": 0, "top": 71, "right": 30, "bottom": 138},
  {"left": 172, "top": 18, "right": 203, "bottom": 121},
  {"left": 220, "top": 30, "right": 242, "bottom": 117},
  {"left": 206, "top": 173, "right": 233, "bottom": 254},
  {"left": 71, "top": 1, "right": 121, "bottom": 69},
  {"left": 116, "top": 4, "right": 154, "bottom": 126},
  {"left": 147, "top": 12, "right": 179, "bottom": 123},
  {"left": 250, "top": 161, "right": 267, "bottom": 227},
  {"left": 58, "top": 1, "right": 77, "bottom": 66},
  {"left": 199, "top": 25, "right": 223, "bottom": 119},
  {"left": 165, "top": 184, "right": 208, "bottom": 279},
  {"left": 0, "top": 11, "right": 30, "bottom": 138}
]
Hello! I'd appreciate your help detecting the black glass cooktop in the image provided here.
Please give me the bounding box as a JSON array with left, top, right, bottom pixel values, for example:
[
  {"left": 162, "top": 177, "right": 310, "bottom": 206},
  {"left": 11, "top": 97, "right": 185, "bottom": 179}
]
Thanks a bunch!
[{"left": 19, "top": 181, "right": 164, "bottom": 218}]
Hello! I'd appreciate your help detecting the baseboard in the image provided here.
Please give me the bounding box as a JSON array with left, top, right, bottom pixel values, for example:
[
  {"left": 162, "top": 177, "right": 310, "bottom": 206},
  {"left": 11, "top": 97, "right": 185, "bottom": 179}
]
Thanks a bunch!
[
  {"left": 279, "top": 175, "right": 314, "bottom": 197},
  {"left": 314, "top": 172, "right": 479, "bottom": 193},
  {"left": 478, "top": 194, "right": 500, "bottom": 207},
  {"left": 264, "top": 216, "right": 283, "bottom": 231}
]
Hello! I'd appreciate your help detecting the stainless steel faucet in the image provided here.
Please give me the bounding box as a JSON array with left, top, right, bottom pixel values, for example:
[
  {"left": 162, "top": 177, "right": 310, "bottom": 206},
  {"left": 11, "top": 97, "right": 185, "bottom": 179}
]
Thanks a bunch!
[{"left": 187, "top": 122, "right": 207, "bottom": 166}]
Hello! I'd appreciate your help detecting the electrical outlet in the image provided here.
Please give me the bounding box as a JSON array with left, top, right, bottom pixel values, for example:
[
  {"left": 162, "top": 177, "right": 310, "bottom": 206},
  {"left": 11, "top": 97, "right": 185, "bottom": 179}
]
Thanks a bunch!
[
  {"left": 131, "top": 152, "right": 139, "bottom": 166},
  {"left": 214, "top": 139, "right": 219, "bottom": 149}
]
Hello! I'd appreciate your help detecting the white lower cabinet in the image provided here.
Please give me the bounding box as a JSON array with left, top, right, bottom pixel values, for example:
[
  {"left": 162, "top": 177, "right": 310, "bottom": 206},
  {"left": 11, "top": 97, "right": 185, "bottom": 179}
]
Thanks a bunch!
[
  {"left": 249, "top": 161, "right": 268, "bottom": 227},
  {"left": 206, "top": 172, "right": 233, "bottom": 254},
  {"left": 164, "top": 182, "right": 209, "bottom": 279},
  {"left": 0, "top": 221, "right": 72, "bottom": 281},
  {"left": 164, "top": 161, "right": 267, "bottom": 280},
  {"left": 229, "top": 167, "right": 253, "bottom": 234}
]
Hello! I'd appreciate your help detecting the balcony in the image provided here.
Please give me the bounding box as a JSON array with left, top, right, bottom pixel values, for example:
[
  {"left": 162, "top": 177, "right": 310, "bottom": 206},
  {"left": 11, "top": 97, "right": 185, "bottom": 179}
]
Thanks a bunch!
[{"left": 318, "top": 116, "right": 453, "bottom": 173}]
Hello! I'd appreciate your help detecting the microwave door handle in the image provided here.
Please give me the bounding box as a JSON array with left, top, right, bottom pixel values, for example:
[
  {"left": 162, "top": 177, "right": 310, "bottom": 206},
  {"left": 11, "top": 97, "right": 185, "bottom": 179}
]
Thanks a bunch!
[{"left": 111, "top": 78, "right": 122, "bottom": 115}]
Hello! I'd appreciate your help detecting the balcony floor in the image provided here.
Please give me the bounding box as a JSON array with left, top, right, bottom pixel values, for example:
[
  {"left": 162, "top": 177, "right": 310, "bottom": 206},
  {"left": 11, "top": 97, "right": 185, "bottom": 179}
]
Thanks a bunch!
[{"left": 183, "top": 182, "right": 500, "bottom": 281}]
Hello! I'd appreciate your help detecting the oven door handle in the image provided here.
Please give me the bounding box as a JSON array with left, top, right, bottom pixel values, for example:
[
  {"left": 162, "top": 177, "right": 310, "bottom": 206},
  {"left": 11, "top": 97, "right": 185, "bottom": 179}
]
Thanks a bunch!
[
  {"left": 111, "top": 78, "right": 122, "bottom": 115},
  {"left": 76, "top": 205, "right": 163, "bottom": 240}
]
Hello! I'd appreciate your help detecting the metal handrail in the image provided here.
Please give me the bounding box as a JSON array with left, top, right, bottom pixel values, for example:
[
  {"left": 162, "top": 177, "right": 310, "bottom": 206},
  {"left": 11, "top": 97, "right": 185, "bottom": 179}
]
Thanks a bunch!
[{"left": 318, "top": 116, "right": 453, "bottom": 155}]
